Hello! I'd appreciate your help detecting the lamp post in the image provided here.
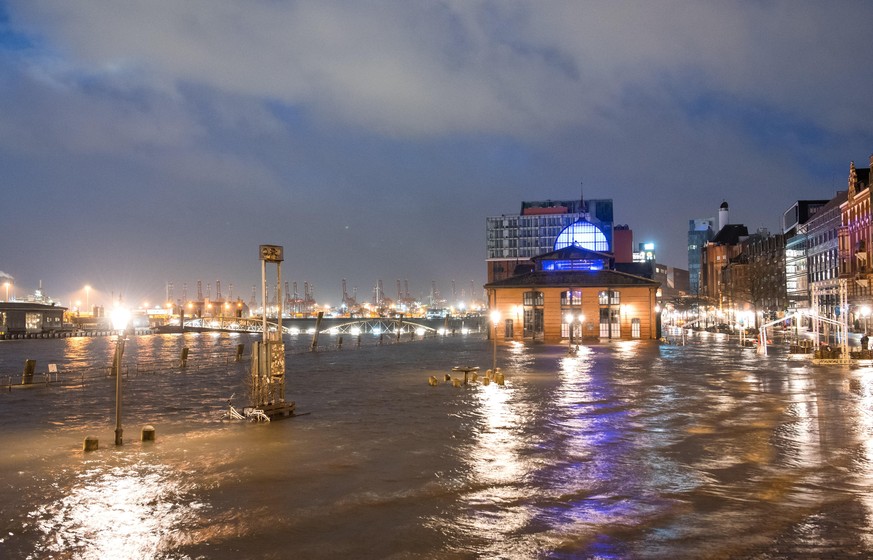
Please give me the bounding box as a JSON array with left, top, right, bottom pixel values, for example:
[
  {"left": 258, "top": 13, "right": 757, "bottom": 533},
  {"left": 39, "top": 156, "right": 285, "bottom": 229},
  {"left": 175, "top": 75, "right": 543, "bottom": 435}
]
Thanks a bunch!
[
  {"left": 490, "top": 310, "right": 501, "bottom": 372},
  {"left": 861, "top": 306, "right": 872, "bottom": 338},
  {"left": 111, "top": 307, "right": 130, "bottom": 446},
  {"left": 565, "top": 312, "right": 575, "bottom": 353}
]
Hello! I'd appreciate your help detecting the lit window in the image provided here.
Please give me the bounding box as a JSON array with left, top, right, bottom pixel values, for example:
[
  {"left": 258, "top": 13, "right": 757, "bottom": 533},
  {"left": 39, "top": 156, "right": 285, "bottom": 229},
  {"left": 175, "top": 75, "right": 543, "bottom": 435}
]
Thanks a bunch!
[{"left": 554, "top": 220, "right": 609, "bottom": 252}]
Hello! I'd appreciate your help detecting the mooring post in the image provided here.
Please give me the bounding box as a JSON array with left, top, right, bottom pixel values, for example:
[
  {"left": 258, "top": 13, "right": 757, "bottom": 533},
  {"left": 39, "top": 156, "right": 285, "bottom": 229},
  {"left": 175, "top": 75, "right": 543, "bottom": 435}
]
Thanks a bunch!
[
  {"left": 337, "top": 336, "right": 343, "bottom": 350},
  {"left": 22, "top": 359, "right": 35, "bottom": 385},
  {"left": 141, "top": 425, "right": 156, "bottom": 442},
  {"left": 235, "top": 343, "right": 245, "bottom": 362},
  {"left": 310, "top": 311, "right": 323, "bottom": 351},
  {"left": 180, "top": 347, "right": 189, "bottom": 368},
  {"left": 114, "top": 334, "right": 126, "bottom": 446},
  {"left": 83, "top": 436, "right": 99, "bottom": 452}
]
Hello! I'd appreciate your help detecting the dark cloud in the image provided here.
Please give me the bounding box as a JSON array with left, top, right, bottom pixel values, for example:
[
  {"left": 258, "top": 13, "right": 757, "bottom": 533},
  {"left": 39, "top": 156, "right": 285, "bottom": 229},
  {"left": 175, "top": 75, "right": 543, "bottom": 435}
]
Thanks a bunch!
[{"left": 2, "top": 1, "right": 873, "bottom": 306}]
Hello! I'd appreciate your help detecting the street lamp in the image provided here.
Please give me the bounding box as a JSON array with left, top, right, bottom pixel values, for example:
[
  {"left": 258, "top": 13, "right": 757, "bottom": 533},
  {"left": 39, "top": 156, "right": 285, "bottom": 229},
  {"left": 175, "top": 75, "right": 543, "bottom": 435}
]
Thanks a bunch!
[
  {"left": 111, "top": 307, "right": 130, "bottom": 446},
  {"left": 490, "top": 309, "right": 501, "bottom": 372},
  {"left": 565, "top": 312, "right": 575, "bottom": 352},
  {"left": 566, "top": 313, "right": 585, "bottom": 353}
]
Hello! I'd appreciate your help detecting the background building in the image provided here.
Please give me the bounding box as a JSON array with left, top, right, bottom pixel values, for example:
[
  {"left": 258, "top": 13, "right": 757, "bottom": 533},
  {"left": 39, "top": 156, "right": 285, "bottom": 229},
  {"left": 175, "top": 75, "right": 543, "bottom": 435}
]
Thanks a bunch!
[
  {"left": 783, "top": 199, "right": 829, "bottom": 315},
  {"left": 839, "top": 157, "right": 873, "bottom": 329},
  {"left": 485, "top": 220, "right": 659, "bottom": 342},
  {"left": 0, "top": 301, "right": 69, "bottom": 338},
  {"left": 806, "top": 191, "right": 847, "bottom": 322},
  {"left": 486, "top": 199, "right": 614, "bottom": 283},
  {"left": 688, "top": 217, "right": 716, "bottom": 296}
]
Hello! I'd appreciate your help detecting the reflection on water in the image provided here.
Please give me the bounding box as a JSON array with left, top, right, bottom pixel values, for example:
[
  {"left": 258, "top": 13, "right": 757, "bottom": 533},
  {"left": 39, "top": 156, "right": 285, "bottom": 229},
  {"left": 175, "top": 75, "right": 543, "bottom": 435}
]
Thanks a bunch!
[
  {"left": 30, "top": 457, "right": 202, "bottom": 560},
  {"left": 5, "top": 333, "right": 873, "bottom": 557}
]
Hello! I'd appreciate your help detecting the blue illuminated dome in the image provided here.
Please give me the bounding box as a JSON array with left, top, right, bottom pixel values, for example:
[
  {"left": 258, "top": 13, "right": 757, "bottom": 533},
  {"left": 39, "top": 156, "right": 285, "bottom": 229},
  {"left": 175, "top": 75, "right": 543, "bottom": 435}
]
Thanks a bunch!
[{"left": 553, "top": 219, "right": 610, "bottom": 252}]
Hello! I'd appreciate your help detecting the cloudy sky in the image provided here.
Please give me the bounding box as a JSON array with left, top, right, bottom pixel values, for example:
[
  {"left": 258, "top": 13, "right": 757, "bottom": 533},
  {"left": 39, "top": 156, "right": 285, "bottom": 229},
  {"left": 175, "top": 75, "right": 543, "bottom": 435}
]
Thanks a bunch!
[{"left": 2, "top": 1, "right": 873, "bottom": 308}]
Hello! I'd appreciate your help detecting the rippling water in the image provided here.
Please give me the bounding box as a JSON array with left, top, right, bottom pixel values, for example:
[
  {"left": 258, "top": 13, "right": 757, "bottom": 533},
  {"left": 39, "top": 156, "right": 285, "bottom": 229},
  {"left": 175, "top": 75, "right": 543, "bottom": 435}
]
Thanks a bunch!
[{"left": 3, "top": 330, "right": 873, "bottom": 558}]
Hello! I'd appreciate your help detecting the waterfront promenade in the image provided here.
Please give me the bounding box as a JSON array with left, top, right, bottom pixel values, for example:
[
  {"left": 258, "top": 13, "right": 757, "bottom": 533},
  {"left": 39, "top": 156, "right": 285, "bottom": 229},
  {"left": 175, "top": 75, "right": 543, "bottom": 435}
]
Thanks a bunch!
[{"left": 2, "top": 331, "right": 873, "bottom": 558}]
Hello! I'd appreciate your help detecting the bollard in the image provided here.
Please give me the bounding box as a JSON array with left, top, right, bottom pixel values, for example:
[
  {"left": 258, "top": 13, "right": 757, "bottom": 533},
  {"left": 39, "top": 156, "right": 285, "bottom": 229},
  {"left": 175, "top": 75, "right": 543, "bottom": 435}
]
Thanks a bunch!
[
  {"left": 235, "top": 343, "right": 245, "bottom": 362},
  {"left": 141, "top": 425, "right": 156, "bottom": 442},
  {"left": 22, "top": 359, "right": 36, "bottom": 385},
  {"left": 83, "top": 436, "right": 99, "bottom": 452},
  {"left": 180, "top": 347, "right": 189, "bottom": 368},
  {"left": 338, "top": 336, "right": 343, "bottom": 350},
  {"left": 357, "top": 334, "right": 362, "bottom": 348},
  {"left": 483, "top": 376, "right": 491, "bottom": 386}
]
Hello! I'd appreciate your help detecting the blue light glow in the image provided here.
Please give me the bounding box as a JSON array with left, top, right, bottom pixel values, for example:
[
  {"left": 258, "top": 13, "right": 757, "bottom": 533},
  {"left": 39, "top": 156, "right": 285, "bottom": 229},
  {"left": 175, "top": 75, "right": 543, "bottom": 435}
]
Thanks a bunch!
[{"left": 554, "top": 220, "right": 609, "bottom": 252}]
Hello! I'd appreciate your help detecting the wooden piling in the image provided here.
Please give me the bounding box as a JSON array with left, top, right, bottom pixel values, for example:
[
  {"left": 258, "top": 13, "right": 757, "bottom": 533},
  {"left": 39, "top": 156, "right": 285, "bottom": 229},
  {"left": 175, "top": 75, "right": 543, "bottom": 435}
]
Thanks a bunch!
[{"left": 22, "top": 359, "right": 35, "bottom": 385}]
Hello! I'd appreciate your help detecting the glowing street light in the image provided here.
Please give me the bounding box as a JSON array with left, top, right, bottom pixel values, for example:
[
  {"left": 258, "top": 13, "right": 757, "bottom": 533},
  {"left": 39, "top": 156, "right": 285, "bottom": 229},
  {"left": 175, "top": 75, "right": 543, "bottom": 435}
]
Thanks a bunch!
[
  {"left": 565, "top": 312, "right": 584, "bottom": 353},
  {"left": 111, "top": 307, "right": 130, "bottom": 446},
  {"left": 490, "top": 309, "right": 501, "bottom": 372}
]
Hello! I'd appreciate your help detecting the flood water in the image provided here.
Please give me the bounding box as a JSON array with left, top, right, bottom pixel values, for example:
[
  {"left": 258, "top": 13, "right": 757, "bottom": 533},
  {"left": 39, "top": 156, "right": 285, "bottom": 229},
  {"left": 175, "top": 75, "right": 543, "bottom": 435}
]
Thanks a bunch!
[{"left": 2, "top": 329, "right": 873, "bottom": 559}]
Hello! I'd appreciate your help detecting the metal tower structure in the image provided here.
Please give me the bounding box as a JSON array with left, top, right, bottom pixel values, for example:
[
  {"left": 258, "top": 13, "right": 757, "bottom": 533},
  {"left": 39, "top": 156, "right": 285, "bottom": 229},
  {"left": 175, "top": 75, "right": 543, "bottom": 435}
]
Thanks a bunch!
[{"left": 250, "top": 244, "right": 294, "bottom": 418}]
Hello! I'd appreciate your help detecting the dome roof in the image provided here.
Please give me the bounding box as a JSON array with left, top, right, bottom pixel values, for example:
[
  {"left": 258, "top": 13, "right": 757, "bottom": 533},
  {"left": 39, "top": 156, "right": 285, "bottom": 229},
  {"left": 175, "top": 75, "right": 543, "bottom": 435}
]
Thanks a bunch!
[
  {"left": 720, "top": 200, "right": 729, "bottom": 209},
  {"left": 553, "top": 219, "right": 609, "bottom": 252}
]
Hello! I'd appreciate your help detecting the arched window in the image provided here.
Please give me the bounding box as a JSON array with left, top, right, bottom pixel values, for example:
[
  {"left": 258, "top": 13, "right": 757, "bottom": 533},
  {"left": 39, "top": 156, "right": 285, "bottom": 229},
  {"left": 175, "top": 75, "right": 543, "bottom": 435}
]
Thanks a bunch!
[{"left": 554, "top": 220, "right": 609, "bottom": 252}]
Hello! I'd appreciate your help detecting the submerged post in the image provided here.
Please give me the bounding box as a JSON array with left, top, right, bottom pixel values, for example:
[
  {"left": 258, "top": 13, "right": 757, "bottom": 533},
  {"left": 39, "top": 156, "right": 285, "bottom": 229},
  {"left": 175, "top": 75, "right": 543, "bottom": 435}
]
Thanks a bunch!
[
  {"left": 22, "top": 359, "right": 35, "bottom": 385},
  {"left": 311, "top": 311, "right": 323, "bottom": 351},
  {"left": 110, "top": 307, "right": 129, "bottom": 446}
]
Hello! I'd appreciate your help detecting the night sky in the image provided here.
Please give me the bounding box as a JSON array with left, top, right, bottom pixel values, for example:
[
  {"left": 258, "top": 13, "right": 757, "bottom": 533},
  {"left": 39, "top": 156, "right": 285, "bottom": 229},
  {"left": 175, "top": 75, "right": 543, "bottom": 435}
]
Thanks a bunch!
[{"left": 2, "top": 2, "right": 873, "bottom": 309}]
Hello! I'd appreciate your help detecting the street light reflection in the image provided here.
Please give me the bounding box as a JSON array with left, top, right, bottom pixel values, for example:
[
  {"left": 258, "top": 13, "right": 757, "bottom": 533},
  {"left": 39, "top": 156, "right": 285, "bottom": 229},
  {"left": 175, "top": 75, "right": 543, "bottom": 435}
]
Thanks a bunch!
[
  {"left": 30, "top": 460, "right": 204, "bottom": 559},
  {"left": 454, "top": 364, "right": 535, "bottom": 555}
]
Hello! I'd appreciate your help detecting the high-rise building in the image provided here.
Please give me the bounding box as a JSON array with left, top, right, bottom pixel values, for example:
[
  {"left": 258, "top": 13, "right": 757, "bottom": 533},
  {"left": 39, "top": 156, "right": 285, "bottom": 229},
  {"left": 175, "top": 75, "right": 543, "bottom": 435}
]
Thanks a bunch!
[{"left": 687, "top": 217, "right": 716, "bottom": 296}]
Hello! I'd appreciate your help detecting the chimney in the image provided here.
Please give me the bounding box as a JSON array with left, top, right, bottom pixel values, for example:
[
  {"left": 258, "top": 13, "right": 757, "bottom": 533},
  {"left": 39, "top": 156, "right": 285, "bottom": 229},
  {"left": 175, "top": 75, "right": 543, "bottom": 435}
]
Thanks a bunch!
[{"left": 718, "top": 200, "right": 729, "bottom": 232}]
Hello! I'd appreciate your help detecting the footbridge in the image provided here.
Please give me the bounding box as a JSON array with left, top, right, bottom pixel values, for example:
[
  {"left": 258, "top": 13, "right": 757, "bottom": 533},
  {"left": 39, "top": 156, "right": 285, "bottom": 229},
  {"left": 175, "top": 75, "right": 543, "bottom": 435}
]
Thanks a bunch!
[
  {"left": 320, "top": 319, "right": 436, "bottom": 335},
  {"left": 183, "top": 317, "right": 289, "bottom": 334},
  {"left": 181, "top": 317, "right": 437, "bottom": 336}
]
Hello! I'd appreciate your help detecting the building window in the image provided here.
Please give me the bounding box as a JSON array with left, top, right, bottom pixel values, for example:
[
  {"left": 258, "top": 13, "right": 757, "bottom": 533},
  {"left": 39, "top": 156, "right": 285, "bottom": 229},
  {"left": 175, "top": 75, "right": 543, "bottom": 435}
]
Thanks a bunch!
[
  {"left": 523, "top": 291, "right": 544, "bottom": 306},
  {"left": 26, "top": 312, "right": 41, "bottom": 331},
  {"left": 598, "top": 290, "right": 620, "bottom": 305},
  {"left": 560, "top": 290, "right": 582, "bottom": 306},
  {"left": 523, "top": 308, "right": 544, "bottom": 339},
  {"left": 599, "top": 308, "right": 620, "bottom": 337},
  {"left": 553, "top": 219, "right": 610, "bottom": 252},
  {"left": 504, "top": 319, "right": 514, "bottom": 339}
]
